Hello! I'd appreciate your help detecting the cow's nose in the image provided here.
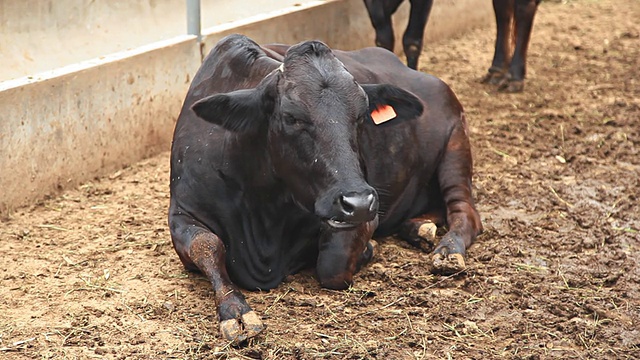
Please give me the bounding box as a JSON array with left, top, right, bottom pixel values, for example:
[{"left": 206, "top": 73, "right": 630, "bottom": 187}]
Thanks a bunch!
[{"left": 338, "top": 190, "right": 378, "bottom": 222}]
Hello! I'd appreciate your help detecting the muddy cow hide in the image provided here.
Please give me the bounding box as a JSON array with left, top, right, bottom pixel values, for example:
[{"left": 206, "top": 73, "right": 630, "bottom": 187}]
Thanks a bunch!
[
  {"left": 363, "top": 0, "right": 541, "bottom": 92},
  {"left": 168, "top": 34, "right": 482, "bottom": 343}
]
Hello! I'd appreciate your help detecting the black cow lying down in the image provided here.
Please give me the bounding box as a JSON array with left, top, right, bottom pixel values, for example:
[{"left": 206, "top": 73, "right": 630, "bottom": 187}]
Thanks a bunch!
[{"left": 169, "top": 34, "right": 483, "bottom": 343}]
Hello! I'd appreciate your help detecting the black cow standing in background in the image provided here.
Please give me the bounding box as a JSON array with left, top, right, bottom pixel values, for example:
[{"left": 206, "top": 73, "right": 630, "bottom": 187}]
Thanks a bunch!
[
  {"left": 364, "top": 0, "right": 541, "bottom": 92},
  {"left": 363, "top": 0, "right": 433, "bottom": 70}
]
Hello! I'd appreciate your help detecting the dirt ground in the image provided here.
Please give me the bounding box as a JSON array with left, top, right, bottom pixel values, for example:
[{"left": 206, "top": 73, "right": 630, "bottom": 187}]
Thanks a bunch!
[{"left": 1, "top": 0, "right": 639, "bottom": 358}]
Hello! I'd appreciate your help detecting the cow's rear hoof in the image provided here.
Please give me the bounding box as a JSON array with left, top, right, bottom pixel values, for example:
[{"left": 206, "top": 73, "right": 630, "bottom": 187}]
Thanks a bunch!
[
  {"left": 219, "top": 311, "right": 265, "bottom": 345},
  {"left": 498, "top": 80, "right": 525, "bottom": 93},
  {"left": 399, "top": 220, "right": 437, "bottom": 252},
  {"left": 480, "top": 69, "right": 506, "bottom": 85},
  {"left": 418, "top": 221, "right": 437, "bottom": 243},
  {"left": 431, "top": 253, "right": 466, "bottom": 275}
]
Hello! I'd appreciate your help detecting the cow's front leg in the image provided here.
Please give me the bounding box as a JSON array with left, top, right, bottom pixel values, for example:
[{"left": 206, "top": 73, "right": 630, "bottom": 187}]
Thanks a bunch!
[
  {"left": 189, "top": 232, "right": 264, "bottom": 343},
  {"left": 316, "top": 219, "right": 378, "bottom": 290},
  {"left": 170, "top": 218, "right": 264, "bottom": 343},
  {"left": 432, "top": 207, "right": 481, "bottom": 274},
  {"left": 431, "top": 118, "right": 483, "bottom": 274}
]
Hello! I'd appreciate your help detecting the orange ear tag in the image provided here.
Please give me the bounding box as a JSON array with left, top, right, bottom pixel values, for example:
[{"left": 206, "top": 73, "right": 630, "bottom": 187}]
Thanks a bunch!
[{"left": 371, "top": 105, "right": 397, "bottom": 125}]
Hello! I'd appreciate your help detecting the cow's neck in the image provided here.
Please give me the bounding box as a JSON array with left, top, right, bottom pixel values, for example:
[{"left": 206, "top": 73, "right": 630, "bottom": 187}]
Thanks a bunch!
[
  {"left": 222, "top": 131, "right": 321, "bottom": 289},
  {"left": 224, "top": 130, "right": 277, "bottom": 189}
]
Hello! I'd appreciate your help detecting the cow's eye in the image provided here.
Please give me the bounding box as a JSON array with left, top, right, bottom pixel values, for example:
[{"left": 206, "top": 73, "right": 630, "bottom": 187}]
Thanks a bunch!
[{"left": 283, "top": 115, "right": 299, "bottom": 127}]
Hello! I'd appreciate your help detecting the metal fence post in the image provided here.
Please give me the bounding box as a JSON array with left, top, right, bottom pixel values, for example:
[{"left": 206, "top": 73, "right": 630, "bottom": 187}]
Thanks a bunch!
[
  {"left": 187, "top": 0, "right": 201, "bottom": 41},
  {"left": 187, "top": 0, "right": 203, "bottom": 61}
]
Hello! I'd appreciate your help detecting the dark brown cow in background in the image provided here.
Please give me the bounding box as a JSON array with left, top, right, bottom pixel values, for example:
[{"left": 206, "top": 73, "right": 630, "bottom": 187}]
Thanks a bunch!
[
  {"left": 481, "top": 0, "right": 542, "bottom": 92},
  {"left": 364, "top": 0, "right": 541, "bottom": 92}
]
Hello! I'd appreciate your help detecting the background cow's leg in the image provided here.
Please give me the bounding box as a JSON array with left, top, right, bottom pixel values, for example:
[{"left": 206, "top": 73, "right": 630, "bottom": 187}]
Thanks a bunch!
[
  {"left": 431, "top": 118, "right": 483, "bottom": 274},
  {"left": 363, "top": 0, "right": 404, "bottom": 53},
  {"left": 402, "top": 0, "right": 433, "bottom": 69},
  {"left": 481, "top": 0, "right": 514, "bottom": 85},
  {"left": 499, "top": 0, "right": 541, "bottom": 92},
  {"left": 169, "top": 213, "right": 264, "bottom": 343},
  {"left": 316, "top": 219, "right": 377, "bottom": 290}
]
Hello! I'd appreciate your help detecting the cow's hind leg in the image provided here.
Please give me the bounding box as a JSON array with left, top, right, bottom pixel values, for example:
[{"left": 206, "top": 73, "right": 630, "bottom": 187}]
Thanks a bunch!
[
  {"left": 481, "top": 0, "right": 514, "bottom": 85},
  {"left": 402, "top": 0, "right": 433, "bottom": 69},
  {"left": 431, "top": 117, "right": 483, "bottom": 274},
  {"left": 498, "top": 0, "right": 540, "bottom": 93},
  {"left": 169, "top": 212, "right": 264, "bottom": 344},
  {"left": 364, "top": 0, "right": 404, "bottom": 53},
  {"left": 398, "top": 211, "right": 445, "bottom": 252}
]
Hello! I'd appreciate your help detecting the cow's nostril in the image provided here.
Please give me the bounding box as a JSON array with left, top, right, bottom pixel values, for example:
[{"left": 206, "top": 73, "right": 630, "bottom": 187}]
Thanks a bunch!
[
  {"left": 340, "top": 195, "right": 356, "bottom": 215},
  {"left": 367, "top": 194, "right": 377, "bottom": 212},
  {"left": 338, "top": 192, "right": 378, "bottom": 221}
]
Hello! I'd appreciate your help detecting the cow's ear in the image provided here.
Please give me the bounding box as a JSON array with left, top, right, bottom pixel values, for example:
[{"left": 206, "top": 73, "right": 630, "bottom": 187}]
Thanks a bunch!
[
  {"left": 361, "top": 84, "right": 424, "bottom": 124},
  {"left": 191, "top": 85, "right": 275, "bottom": 132}
]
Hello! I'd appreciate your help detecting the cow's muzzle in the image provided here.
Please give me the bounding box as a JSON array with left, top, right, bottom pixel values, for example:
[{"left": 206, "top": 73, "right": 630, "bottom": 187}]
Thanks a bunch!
[{"left": 327, "top": 189, "right": 379, "bottom": 229}]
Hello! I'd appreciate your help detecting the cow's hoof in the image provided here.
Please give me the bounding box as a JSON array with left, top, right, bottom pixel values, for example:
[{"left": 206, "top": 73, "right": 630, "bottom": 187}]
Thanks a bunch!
[
  {"left": 431, "top": 253, "right": 466, "bottom": 275},
  {"left": 498, "top": 80, "right": 525, "bottom": 93},
  {"left": 219, "top": 311, "right": 265, "bottom": 345},
  {"left": 367, "top": 239, "right": 379, "bottom": 259},
  {"left": 401, "top": 220, "right": 437, "bottom": 252},
  {"left": 418, "top": 221, "right": 437, "bottom": 243},
  {"left": 480, "top": 69, "right": 506, "bottom": 85}
]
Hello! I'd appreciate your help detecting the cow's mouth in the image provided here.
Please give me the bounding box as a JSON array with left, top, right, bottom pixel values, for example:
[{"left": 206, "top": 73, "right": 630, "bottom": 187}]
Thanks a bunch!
[{"left": 327, "top": 218, "right": 360, "bottom": 229}]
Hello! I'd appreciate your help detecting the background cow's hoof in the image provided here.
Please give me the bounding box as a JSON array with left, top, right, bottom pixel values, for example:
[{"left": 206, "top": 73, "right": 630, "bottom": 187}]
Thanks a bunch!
[
  {"left": 498, "top": 80, "right": 525, "bottom": 93},
  {"left": 219, "top": 311, "right": 265, "bottom": 345},
  {"left": 480, "top": 69, "right": 506, "bottom": 85},
  {"left": 431, "top": 253, "right": 466, "bottom": 275}
]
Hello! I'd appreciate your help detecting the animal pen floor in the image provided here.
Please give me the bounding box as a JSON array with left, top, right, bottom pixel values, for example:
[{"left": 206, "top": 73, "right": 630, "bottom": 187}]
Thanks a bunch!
[{"left": 1, "top": 0, "right": 639, "bottom": 358}]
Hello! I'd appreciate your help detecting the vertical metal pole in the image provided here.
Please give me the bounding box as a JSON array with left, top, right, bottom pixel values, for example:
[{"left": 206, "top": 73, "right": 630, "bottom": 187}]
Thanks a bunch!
[{"left": 186, "top": 0, "right": 201, "bottom": 41}]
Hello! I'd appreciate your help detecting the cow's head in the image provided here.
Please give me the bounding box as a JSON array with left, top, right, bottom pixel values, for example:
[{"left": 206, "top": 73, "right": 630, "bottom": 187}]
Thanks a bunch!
[{"left": 192, "top": 40, "right": 422, "bottom": 232}]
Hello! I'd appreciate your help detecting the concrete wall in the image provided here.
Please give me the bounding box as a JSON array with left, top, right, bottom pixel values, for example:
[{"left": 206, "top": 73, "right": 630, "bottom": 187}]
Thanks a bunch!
[
  {"left": 0, "top": 0, "right": 317, "bottom": 82},
  {"left": 0, "top": 0, "right": 492, "bottom": 214},
  {"left": 0, "top": 36, "right": 202, "bottom": 213}
]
